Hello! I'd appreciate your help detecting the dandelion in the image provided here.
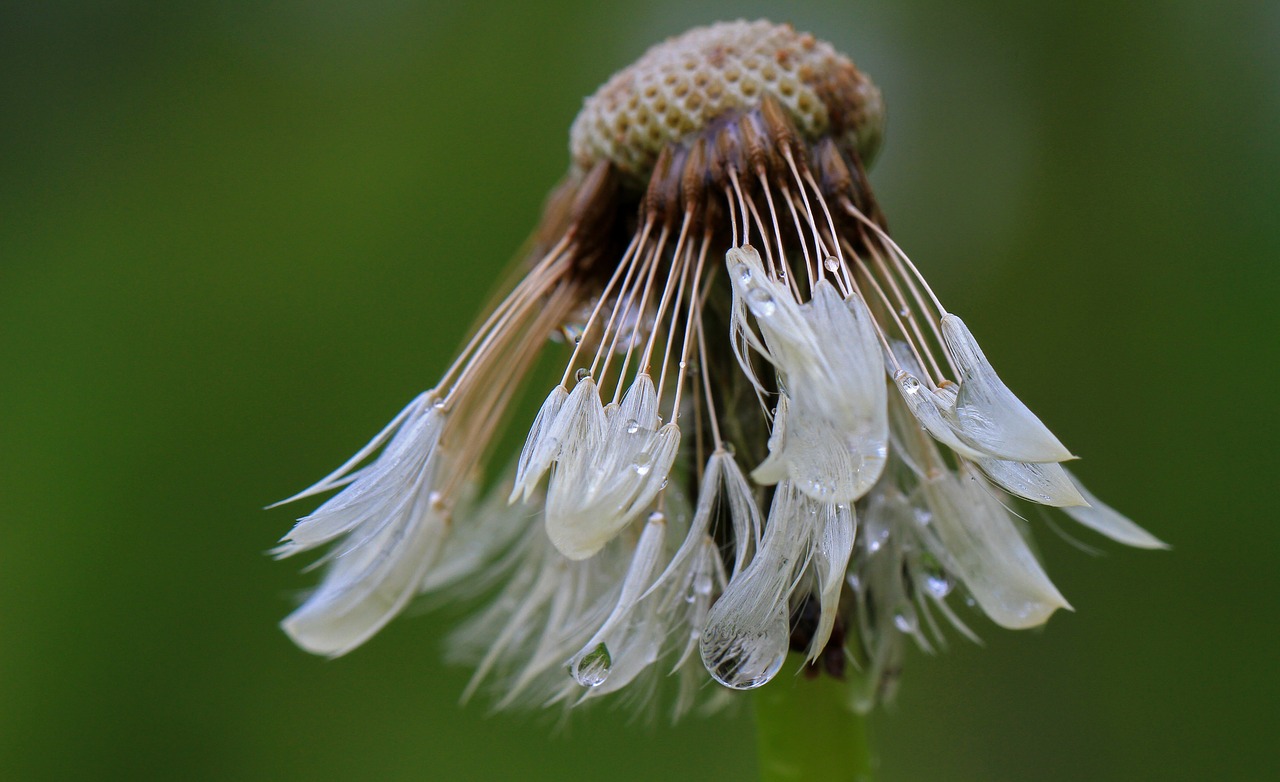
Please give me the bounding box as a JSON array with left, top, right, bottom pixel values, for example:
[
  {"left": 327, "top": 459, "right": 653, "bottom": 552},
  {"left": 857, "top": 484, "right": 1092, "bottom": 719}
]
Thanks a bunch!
[{"left": 273, "top": 19, "right": 1165, "bottom": 720}]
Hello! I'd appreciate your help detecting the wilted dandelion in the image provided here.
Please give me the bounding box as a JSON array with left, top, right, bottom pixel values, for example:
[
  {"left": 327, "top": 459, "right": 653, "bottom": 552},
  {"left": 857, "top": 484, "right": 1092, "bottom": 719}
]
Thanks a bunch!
[{"left": 273, "top": 20, "right": 1164, "bottom": 718}]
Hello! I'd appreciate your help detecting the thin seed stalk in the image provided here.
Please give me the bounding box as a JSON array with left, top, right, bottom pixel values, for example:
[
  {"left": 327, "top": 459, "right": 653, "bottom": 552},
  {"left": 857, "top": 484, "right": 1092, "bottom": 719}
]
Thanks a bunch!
[{"left": 753, "top": 655, "right": 875, "bottom": 782}]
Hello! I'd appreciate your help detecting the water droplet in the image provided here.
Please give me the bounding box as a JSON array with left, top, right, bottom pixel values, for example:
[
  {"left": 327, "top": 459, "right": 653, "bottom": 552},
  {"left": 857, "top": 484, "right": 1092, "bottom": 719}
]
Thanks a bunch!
[
  {"left": 898, "top": 307, "right": 911, "bottom": 318},
  {"left": 805, "top": 479, "right": 833, "bottom": 498},
  {"left": 866, "top": 525, "right": 891, "bottom": 554},
  {"left": 427, "top": 491, "right": 446, "bottom": 512},
  {"left": 747, "top": 287, "right": 777, "bottom": 316},
  {"left": 648, "top": 511, "right": 666, "bottom": 524},
  {"left": 733, "top": 263, "right": 752, "bottom": 283},
  {"left": 925, "top": 572, "right": 953, "bottom": 599},
  {"left": 575, "top": 368, "right": 591, "bottom": 382},
  {"left": 570, "top": 643, "right": 612, "bottom": 687},
  {"left": 557, "top": 323, "right": 585, "bottom": 344},
  {"left": 901, "top": 376, "right": 920, "bottom": 394},
  {"left": 624, "top": 418, "right": 640, "bottom": 434},
  {"left": 823, "top": 257, "right": 840, "bottom": 272},
  {"left": 632, "top": 452, "right": 653, "bottom": 476},
  {"left": 693, "top": 573, "right": 713, "bottom": 597},
  {"left": 700, "top": 610, "right": 788, "bottom": 690},
  {"left": 721, "top": 442, "right": 736, "bottom": 455},
  {"left": 893, "top": 607, "right": 917, "bottom": 633}
]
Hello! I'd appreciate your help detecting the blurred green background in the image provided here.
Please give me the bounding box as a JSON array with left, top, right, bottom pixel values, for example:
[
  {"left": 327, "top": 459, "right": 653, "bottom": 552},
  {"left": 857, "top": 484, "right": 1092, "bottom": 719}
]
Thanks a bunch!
[{"left": 2, "top": 1, "right": 1276, "bottom": 780}]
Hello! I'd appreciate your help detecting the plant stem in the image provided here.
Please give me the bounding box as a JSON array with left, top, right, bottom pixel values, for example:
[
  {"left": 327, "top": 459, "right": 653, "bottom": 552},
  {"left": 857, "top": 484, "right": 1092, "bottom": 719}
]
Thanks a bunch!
[{"left": 753, "top": 655, "right": 874, "bottom": 782}]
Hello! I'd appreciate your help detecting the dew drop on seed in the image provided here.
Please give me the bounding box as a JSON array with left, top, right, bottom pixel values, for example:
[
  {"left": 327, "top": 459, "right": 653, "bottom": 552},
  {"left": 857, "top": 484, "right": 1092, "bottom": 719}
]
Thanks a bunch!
[
  {"left": 901, "top": 376, "right": 920, "bottom": 393},
  {"left": 893, "top": 608, "right": 916, "bottom": 633},
  {"left": 557, "top": 323, "right": 585, "bottom": 344},
  {"left": 624, "top": 418, "right": 640, "bottom": 434},
  {"left": 747, "top": 287, "right": 777, "bottom": 316},
  {"left": 925, "top": 572, "right": 953, "bottom": 598},
  {"left": 734, "top": 263, "right": 752, "bottom": 283},
  {"left": 571, "top": 643, "right": 612, "bottom": 687},
  {"left": 823, "top": 257, "right": 840, "bottom": 272},
  {"left": 701, "top": 614, "right": 788, "bottom": 690},
  {"left": 806, "top": 478, "right": 832, "bottom": 498},
  {"left": 899, "top": 307, "right": 911, "bottom": 318},
  {"left": 632, "top": 452, "right": 653, "bottom": 475},
  {"left": 575, "top": 368, "right": 591, "bottom": 382}
]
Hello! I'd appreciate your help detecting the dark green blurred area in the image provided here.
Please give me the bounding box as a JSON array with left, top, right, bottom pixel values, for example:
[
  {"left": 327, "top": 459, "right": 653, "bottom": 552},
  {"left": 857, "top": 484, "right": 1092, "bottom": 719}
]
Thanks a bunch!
[{"left": 2, "top": 1, "right": 1276, "bottom": 780}]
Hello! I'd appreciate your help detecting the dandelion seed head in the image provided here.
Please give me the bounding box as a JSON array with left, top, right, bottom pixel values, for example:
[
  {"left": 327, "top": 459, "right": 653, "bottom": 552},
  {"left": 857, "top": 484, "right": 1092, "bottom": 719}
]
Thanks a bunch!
[
  {"left": 570, "top": 20, "right": 884, "bottom": 181},
  {"left": 272, "top": 17, "right": 1163, "bottom": 719}
]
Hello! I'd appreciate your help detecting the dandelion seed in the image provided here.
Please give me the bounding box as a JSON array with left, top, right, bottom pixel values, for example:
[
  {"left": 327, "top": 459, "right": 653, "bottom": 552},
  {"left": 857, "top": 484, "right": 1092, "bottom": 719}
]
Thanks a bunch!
[{"left": 273, "top": 19, "right": 1163, "bottom": 715}]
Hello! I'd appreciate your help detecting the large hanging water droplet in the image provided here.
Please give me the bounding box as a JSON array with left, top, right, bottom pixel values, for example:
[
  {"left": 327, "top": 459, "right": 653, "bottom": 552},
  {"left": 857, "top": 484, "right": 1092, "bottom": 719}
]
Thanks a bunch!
[
  {"left": 746, "top": 287, "right": 777, "bottom": 317},
  {"left": 700, "top": 607, "right": 789, "bottom": 690},
  {"left": 570, "top": 642, "right": 612, "bottom": 687},
  {"left": 823, "top": 257, "right": 840, "bottom": 273}
]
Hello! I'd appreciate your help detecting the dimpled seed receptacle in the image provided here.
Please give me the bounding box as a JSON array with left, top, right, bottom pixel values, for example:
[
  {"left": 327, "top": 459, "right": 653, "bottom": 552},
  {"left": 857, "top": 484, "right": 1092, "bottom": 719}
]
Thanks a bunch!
[{"left": 570, "top": 20, "right": 885, "bottom": 182}]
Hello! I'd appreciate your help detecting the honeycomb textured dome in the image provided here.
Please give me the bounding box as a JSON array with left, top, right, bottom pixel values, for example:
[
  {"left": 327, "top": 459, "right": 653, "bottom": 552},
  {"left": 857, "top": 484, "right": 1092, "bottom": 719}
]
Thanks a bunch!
[{"left": 570, "top": 20, "right": 884, "bottom": 180}]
